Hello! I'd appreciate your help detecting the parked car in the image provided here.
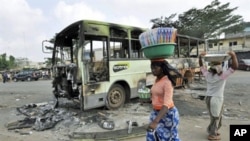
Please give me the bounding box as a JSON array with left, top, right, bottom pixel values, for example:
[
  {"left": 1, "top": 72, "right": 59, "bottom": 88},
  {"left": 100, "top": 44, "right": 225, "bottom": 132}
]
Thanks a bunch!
[
  {"left": 12, "top": 70, "right": 40, "bottom": 82},
  {"left": 238, "top": 59, "right": 250, "bottom": 71}
]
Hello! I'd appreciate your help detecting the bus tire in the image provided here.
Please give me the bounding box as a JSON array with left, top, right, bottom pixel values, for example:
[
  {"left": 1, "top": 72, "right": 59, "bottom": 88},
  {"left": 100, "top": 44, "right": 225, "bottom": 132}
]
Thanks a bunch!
[{"left": 106, "top": 84, "right": 125, "bottom": 110}]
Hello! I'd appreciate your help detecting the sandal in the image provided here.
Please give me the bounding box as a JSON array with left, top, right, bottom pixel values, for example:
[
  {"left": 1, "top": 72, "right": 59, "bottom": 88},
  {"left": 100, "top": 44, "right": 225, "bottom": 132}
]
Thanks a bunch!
[{"left": 207, "top": 135, "right": 221, "bottom": 140}]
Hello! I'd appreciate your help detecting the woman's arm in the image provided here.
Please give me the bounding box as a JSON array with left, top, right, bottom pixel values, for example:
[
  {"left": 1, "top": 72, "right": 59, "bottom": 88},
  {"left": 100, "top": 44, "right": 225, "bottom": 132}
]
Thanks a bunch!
[
  {"left": 153, "top": 106, "right": 168, "bottom": 123},
  {"left": 148, "top": 105, "right": 168, "bottom": 130},
  {"left": 199, "top": 52, "right": 206, "bottom": 67},
  {"left": 228, "top": 51, "right": 238, "bottom": 70},
  {"left": 198, "top": 52, "right": 209, "bottom": 77}
]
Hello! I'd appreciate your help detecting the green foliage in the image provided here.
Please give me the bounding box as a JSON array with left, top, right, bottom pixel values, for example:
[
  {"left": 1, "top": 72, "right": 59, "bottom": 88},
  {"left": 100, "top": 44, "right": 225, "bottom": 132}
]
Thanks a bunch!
[
  {"left": 43, "top": 57, "right": 60, "bottom": 68},
  {"left": 0, "top": 53, "right": 16, "bottom": 71},
  {"left": 8, "top": 55, "right": 16, "bottom": 68},
  {"left": 150, "top": 14, "right": 177, "bottom": 28},
  {"left": 44, "top": 58, "right": 52, "bottom": 67},
  {"left": 175, "top": 0, "right": 244, "bottom": 39}
]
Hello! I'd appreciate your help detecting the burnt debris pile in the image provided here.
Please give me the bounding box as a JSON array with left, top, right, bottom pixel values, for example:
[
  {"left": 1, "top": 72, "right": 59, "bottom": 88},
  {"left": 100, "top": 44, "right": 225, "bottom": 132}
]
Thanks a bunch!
[{"left": 6, "top": 102, "right": 77, "bottom": 131}]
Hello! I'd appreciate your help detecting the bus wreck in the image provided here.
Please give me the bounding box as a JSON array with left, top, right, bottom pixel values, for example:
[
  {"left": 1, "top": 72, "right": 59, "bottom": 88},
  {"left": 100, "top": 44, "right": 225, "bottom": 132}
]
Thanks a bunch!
[{"left": 42, "top": 20, "right": 205, "bottom": 111}]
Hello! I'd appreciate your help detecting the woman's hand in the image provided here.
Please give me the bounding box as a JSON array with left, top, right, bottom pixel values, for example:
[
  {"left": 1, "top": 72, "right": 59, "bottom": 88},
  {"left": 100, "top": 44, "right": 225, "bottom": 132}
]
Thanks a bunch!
[
  {"left": 199, "top": 51, "right": 206, "bottom": 57},
  {"left": 227, "top": 51, "right": 238, "bottom": 70},
  {"left": 148, "top": 121, "right": 158, "bottom": 130},
  {"left": 227, "top": 51, "right": 236, "bottom": 57},
  {"left": 199, "top": 51, "right": 206, "bottom": 67}
]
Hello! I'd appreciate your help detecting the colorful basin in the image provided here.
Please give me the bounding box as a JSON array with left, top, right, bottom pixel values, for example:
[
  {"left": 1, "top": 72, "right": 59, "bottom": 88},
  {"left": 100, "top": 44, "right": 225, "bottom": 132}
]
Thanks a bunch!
[{"left": 142, "top": 43, "right": 175, "bottom": 59}]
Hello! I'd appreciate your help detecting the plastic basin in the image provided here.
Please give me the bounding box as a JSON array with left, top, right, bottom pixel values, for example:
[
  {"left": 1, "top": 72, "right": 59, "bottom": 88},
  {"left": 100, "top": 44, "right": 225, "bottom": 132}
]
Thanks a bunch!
[
  {"left": 138, "top": 92, "right": 150, "bottom": 99},
  {"left": 203, "top": 54, "right": 231, "bottom": 62},
  {"left": 142, "top": 43, "right": 175, "bottom": 59}
]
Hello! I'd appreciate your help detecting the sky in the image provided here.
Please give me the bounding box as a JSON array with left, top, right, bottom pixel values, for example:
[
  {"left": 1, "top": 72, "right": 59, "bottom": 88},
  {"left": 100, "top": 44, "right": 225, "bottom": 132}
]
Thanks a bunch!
[{"left": 0, "top": 0, "right": 249, "bottom": 62}]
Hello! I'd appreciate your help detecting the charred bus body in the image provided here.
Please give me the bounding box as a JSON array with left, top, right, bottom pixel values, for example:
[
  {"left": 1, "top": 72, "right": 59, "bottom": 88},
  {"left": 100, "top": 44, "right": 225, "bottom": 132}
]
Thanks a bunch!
[{"left": 43, "top": 20, "right": 205, "bottom": 111}]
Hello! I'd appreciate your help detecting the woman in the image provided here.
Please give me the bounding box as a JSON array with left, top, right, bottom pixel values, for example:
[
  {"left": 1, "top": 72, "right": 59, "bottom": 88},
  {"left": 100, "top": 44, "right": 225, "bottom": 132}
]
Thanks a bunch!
[
  {"left": 147, "top": 58, "right": 182, "bottom": 141},
  {"left": 199, "top": 51, "right": 238, "bottom": 140}
]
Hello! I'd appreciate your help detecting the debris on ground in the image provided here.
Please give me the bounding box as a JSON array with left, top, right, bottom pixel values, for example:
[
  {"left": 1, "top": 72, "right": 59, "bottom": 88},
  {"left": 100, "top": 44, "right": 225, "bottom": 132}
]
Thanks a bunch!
[
  {"left": 6, "top": 102, "right": 71, "bottom": 131},
  {"left": 6, "top": 117, "right": 36, "bottom": 130}
]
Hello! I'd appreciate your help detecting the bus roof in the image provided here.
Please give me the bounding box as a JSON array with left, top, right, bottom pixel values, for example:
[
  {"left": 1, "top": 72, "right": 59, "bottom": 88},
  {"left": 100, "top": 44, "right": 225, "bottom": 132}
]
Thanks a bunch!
[
  {"left": 56, "top": 19, "right": 147, "bottom": 37},
  {"left": 54, "top": 19, "right": 205, "bottom": 46},
  {"left": 54, "top": 20, "right": 148, "bottom": 46}
]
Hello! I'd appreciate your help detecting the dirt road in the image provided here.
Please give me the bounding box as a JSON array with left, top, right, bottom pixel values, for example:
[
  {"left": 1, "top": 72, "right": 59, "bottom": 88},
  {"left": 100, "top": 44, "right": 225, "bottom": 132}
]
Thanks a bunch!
[{"left": 0, "top": 70, "right": 249, "bottom": 141}]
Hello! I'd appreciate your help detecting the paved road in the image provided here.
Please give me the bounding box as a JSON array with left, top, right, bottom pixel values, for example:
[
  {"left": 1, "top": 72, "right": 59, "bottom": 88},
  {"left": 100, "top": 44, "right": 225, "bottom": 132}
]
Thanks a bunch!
[
  {"left": 0, "top": 80, "right": 54, "bottom": 107},
  {"left": 0, "top": 70, "right": 250, "bottom": 141}
]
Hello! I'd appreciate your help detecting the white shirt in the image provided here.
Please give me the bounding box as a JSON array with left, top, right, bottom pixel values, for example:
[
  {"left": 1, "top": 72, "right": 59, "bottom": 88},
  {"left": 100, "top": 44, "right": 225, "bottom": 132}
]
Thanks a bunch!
[{"left": 201, "top": 66, "right": 234, "bottom": 98}]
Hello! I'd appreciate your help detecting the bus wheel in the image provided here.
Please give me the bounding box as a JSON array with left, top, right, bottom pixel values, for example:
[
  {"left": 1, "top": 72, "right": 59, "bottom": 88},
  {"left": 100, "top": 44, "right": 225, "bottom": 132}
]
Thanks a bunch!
[{"left": 106, "top": 84, "right": 125, "bottom": 110}]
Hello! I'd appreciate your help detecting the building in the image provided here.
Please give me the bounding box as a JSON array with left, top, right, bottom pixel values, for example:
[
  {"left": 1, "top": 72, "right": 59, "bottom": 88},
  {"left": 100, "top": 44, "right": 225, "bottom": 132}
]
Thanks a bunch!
[
  {"left": 15, "top": 57, "right": 46, "bottom": 70},
  {"left": 207, "top": 27, "right": 250, "bottom": 62},
  {"left": 15, "top": 57, "right": 30, "bottom": 68},
  {"left": 207, "top": 29, "right": 250, "bottom": 53}
]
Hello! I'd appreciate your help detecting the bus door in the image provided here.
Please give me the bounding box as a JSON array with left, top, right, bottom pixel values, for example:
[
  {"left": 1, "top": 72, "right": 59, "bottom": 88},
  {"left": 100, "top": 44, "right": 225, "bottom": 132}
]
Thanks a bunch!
[{"left": 83, "top": 36, "right": 109, "bottom": 83}]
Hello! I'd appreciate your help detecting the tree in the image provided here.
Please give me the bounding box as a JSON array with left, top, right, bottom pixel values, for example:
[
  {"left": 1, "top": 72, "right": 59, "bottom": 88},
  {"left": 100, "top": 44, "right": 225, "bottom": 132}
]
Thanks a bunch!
[
  {"left": 150, "top": 14, "right": 177, "bottom": 28},
  {"left": 8, "top": 55, "right": 16, "bottom": 68},
  {"left": 44, "top": 57, "right": 60, "bottom": 68},
  {"left": 0, "top": 54, "right": 16, "bottom": 71},
  {"left": 44, "top": 58, "right": 52, "bottom": 67},
  {"left": 0, "top": 53, "right": 8, "bottom": 70},
  {"left": 175, "top": 0, "right": 244, "bottom": 39}
]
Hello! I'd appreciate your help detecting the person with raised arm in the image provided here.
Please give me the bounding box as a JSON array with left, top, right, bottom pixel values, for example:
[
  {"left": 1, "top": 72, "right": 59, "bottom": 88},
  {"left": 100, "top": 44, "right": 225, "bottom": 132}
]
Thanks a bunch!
[{"left": 199, "top": 51, "right": 238, "bottom": 140}]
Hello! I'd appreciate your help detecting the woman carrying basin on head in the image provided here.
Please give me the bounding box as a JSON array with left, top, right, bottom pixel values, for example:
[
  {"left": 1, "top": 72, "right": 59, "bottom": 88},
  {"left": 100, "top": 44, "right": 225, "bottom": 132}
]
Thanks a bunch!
[{"left": 146, "top": 58, "right": 182, "bottom": 141}]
